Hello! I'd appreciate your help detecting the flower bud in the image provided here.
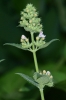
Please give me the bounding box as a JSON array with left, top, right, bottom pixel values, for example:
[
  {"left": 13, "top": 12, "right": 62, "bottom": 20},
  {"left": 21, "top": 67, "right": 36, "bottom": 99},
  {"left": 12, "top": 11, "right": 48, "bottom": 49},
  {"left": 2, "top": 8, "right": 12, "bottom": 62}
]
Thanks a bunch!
[
  {"left": 40, "top": 72, "right": 42, "bottom": 75},
  {"left": 36, "top": 36, "right": 39, "bottom": 41},
  {"left": 50, "top": 75, "right": 53, "bottom": 79},
  {"left": 43, "top": 70, "right": 46, "bottom": 74}
]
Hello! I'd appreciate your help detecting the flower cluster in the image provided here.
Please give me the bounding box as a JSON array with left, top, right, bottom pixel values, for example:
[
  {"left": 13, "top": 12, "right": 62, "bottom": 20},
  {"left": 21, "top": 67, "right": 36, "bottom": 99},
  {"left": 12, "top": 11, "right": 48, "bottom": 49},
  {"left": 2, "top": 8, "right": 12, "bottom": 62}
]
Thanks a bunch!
[
  {"left": 20, "top": 31, "right": 46, "bottom": 51},
  {"left": 35, "top": 31, "right": 46, "bottom": 48},
  {"left": 36, "top": 31, "right": 46, "bottom": 41},
  {"left": 33, "top": 70, "right": 53, "bottom": 89},
  {"left": 40, "top": 70, "right": 53, "bottom": 79},
  {"left": 20, "top": 35, "right": 32, "bottom": 49},
  {"left": 19, "top": 4, "right": 43, "bottom": 33}
]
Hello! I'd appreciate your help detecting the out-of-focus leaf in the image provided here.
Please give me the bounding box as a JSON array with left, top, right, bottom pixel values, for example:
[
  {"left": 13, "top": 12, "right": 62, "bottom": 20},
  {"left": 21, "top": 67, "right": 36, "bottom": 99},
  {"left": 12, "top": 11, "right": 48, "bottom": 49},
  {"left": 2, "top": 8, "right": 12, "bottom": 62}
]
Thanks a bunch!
[
  {"left": 62, "top": 44, "right": 66, "bottom": 58},
  {"left": 0, "top": 59, "right": 5, "bottom": 62},
  {"left": 38, "top": 39, "right": 59, "bottom": 50},
  {"left": 16, "top": 73, "right": 38, "bottom": 88},
  {"left": 55, "top": 80, "right": 66, "bottom": 92},
  {"left": 51, "top": 72, "right": 66, "bottom": 84},
  {"left": 0, "top": 66, "right": 32, "bottom": 93},
  {"left": 19, "top": 87, "right": 30, "bottom": 92}
]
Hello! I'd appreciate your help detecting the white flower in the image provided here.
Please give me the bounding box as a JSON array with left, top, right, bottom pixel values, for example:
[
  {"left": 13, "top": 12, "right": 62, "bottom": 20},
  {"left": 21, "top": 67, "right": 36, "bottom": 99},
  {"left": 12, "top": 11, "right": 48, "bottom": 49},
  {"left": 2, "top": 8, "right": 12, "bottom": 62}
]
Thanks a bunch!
[
  {"left": 21, "top": 35, "right": 27, "bottom": 40},
  {"left": 39, "top": 31, "right": 46, "bottom": 38},
  {"left": 46, "top": 71, "right": 51, "bottom": 75}
]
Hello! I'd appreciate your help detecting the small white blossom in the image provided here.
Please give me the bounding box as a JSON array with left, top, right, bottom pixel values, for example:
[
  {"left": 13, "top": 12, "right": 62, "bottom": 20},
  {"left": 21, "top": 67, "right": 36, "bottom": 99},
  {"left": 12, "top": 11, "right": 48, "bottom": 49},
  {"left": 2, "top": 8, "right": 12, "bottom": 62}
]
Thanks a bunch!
[
  {"left": 21, "top": 35, "right": 27, "bottom": 40},
  {"left": 46, "top": 71, "right": 51, "bottom": 75},
  {"left": 39, "top": 31, "right": 46, "bottom": 38}
]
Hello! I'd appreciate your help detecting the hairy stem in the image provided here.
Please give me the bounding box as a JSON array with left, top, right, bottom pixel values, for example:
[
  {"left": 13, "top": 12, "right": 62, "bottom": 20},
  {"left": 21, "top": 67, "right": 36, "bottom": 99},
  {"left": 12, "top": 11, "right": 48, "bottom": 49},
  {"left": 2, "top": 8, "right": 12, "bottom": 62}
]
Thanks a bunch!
[
  {"left": 40, "top": 89, "right": 45, "bottom": 100},
  {"left": 31, "top": 33, "right": 39, "bottom": 72}
]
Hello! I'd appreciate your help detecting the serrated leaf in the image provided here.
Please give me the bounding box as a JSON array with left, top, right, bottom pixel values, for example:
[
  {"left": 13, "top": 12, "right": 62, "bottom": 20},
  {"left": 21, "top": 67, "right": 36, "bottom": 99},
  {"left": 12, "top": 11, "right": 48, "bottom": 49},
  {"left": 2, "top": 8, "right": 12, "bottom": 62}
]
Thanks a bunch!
[
  {"left": 38, "top": 39, "right": 59, "bottom": 50},
  {"left": 4, "top": 43, "right": 29, "bottom": 51},
  {"left": 16, "top": 73, "right": 38, "bottom": 88}
]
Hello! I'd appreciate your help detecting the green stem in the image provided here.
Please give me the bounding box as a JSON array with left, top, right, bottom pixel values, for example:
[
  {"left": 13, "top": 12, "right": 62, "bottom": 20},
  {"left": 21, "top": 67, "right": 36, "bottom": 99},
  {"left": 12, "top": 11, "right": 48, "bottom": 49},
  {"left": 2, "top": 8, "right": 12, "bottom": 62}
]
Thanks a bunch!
[
  {"left": 40, "top": 89, "right": 45, "bottom": 100},
  {"left": 31, "top": 33, "right": 39, "bottom": 72}
]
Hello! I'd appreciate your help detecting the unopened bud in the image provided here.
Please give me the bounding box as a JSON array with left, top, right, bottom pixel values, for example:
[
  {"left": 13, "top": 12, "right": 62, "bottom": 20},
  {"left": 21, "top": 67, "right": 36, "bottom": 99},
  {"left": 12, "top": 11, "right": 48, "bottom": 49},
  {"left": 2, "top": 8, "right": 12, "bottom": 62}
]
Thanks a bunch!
[
  {"left": 43, "top": 70, "right": 46, "bottom": 74},
  {"left": 26, "top": 9, "right": 29, "bottom": 12},
  {"left": 50, "top": 75, "right": 53, "bottom": 79},
  {"left": 40, "top": 72, "right": 42, "bottom": 75},
  {"left": 26, "top": 38, "right": 29, "bottom": 42},
  {"left": 36, "top": 36, "right": 39, "bottom": 41},
  {"left": 20, "top": 39, "right": 24, "bottom": 42},
  {"left": 29, "top": 20, "right": 32, "bottom": 23}
]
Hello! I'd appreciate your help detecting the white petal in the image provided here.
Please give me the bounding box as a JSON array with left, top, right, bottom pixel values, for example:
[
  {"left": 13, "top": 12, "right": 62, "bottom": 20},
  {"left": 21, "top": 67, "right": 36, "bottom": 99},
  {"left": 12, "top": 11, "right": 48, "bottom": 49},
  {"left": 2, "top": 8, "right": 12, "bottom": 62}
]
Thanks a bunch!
[
  {"left": 21, "top": 35, "right": 26, "bottom": 39},
  {"left": 46, "top": 71, "right": 50, "bottom": 75},
  {"left": 39, "top": 31, "right": 46, "bottom": 38}
]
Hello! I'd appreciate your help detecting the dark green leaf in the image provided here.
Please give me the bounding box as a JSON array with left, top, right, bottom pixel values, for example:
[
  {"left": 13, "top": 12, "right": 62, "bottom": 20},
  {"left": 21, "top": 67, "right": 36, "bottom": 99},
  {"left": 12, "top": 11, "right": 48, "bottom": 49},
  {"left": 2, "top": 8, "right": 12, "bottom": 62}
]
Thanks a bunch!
[
  {"left": 38, "top": 39, "right": 59, "bottom": 50},
  {"left": 0, "top": 59, "right": 5, "bottom": 62},
  {"left": 4, "top": 43, "right": 29, "bottom": 51},
  {"left": 16, "top": 73, "right": 38, "bottom": 88}
]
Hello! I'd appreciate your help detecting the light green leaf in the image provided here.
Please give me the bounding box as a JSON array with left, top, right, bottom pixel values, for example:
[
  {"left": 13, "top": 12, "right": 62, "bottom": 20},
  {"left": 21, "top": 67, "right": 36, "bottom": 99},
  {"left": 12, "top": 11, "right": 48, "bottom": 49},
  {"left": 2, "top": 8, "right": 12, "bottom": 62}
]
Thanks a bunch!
[
  {"left": 0, "top": 59, "right": 5, "bottom": 62},
  {"left": 16, "top": 73, "right": 38, "bottom": 88},
  {"left": 38, "top": 39, "right": 59, "bottom": 50},
  {"left": 4, "top": 43, "right": 30, "bottom": 51}
]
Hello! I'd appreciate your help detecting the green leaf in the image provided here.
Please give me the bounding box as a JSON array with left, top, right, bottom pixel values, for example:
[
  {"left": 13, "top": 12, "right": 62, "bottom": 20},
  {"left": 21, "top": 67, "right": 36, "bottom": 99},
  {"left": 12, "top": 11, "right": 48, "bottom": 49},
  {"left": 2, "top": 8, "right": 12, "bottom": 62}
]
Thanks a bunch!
[
  {"left": 4, "top": 43, "right": 30, "bottom": 51},
  {"left": 0, "top": 67, "right": 32, "bottom": 93},
  {"left": 0, "top": 59, "right": 5, "bottom": 62},
  {"left": 55, "top": 80, "right": 66, "bottom": 92},
  {"left": 38, "top": 39, "right": 59, "bottom": 50},
  {"left": 16, "top": 73, "right": 38, "bottom": 88},
  {"left": 52, "top": 72, "right": 66, "bottom": 84}
]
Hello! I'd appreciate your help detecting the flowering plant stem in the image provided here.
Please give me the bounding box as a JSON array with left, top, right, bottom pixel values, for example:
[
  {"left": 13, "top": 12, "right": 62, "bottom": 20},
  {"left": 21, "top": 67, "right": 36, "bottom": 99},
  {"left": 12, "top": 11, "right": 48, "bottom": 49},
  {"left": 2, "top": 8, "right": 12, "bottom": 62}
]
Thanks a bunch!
[
  {"left": 31, "top": 32, "right": 45, "bottom": 100},
  {"left": 31, "top": 33, "right": 39, "bottom": 72},
  {"left": 40, "top": 89, "right": 45, "bottom": 100}
]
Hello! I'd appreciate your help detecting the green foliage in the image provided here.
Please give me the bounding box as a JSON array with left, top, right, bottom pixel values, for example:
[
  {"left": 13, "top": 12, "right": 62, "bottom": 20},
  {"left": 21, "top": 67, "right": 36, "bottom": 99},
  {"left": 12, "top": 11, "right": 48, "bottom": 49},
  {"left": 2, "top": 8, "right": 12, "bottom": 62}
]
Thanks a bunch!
[
  {"left": 0, "top": 59, "right": 5, "bottom": 62},
  {"left": 36, "top": 39, "right": 59, "bottom": 50},
  {"left": 0, "top": 65, "right": 66, "bottom": 100},
  {"left": 0, "top": 0, "right": 66, "bottom": 100},
  {"left": 4, "top": 43, "right": 30, "bottom": 51},
  {"left": 33, "top": 72, "right": 53, "bottom": 88},
  {"left": 4, "top": 39, "right": 59, "bottom": 53},
  {"left": 16, "top": 73, "right": 38, "bottom": 88}
]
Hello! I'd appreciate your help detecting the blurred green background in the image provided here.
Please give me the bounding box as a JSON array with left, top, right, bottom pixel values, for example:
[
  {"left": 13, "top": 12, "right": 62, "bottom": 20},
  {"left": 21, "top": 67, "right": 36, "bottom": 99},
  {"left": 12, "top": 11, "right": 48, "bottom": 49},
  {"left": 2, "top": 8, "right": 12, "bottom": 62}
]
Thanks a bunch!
[{"left": 0, "top": 0, "right": 66, "bottom": 100}]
